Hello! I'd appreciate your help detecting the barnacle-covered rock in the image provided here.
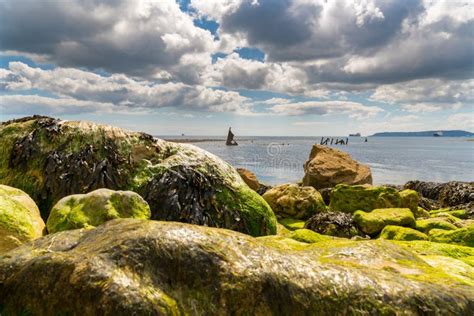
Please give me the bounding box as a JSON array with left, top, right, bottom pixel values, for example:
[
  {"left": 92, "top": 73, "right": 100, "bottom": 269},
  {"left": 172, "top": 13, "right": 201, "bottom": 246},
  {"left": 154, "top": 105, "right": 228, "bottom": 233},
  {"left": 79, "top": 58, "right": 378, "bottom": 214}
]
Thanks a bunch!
[
  {"left": 304, "top": 211, "right": 362, "bottom": 238},
  {"left": 0, "top": 185, "right": 45, "bottom": 253},
  {"left": 0, "top": 116, "right": 276, "bottom": 236},
  {"left": 0, "top": 219, "right": 473, "bottom": 315}
]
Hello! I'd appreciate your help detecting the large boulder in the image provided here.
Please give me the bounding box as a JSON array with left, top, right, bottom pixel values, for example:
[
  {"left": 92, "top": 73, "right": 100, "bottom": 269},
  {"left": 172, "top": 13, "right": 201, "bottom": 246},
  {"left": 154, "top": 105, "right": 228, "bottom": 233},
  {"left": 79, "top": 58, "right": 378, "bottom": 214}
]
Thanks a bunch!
[
  {"left": 353, "top": 208, "right": 416, "bottom": 235},
  {"left": 416, "top": 218, "right": 458, "bottom": 234},
  {"left": 0, "top": 116, "right": 276, "bottom": 236},
  {"left": 0, "top": 185, "right": 45, "bottom": 253},
  {"left": 329, "top": 184, "right": 402, "bottom": 213},
  {"left": 302, "top": 145, "right": 372, "bottom": 189},
  {"left": 46, "top": 188, "right": 151, "bottom": 233},
  {"left": 0, "top": 219, "right": 473, "bottom": 315},
  {"left": 262, "top": 184, "right": 327, "bottom": 219},
  {"left": 379, "top": 225, "right": 428, "bottom": 241}
]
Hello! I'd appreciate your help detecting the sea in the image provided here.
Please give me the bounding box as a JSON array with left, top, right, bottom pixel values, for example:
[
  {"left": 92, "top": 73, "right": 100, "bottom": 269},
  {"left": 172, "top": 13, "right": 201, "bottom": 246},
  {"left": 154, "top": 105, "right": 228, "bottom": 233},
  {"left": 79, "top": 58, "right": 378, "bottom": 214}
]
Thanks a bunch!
[{"left": 160, "top": 136, "right": 474, "bottom": 186}]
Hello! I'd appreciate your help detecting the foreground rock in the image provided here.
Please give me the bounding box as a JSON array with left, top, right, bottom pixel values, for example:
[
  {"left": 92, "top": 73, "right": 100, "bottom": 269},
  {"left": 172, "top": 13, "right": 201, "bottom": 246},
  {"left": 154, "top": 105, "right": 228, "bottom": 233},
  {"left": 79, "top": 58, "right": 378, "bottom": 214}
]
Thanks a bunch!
[
  {"left": 262, "top": 184, "right": 326, "bottom": 219},
  {"left": 0, "top": 185, "right": 45, "bottom": 253},
  {"left": 1, "top": 219, "right": 473, "bottom": 315},
  {"left": 0, "top": 116, "right": 276, "bottom": 236},
  {"left": 46, "top": 188, "right": 151, "bottom": 233},
  {"left": 302, "top": 145, "right": 372, "bottom": 189}
]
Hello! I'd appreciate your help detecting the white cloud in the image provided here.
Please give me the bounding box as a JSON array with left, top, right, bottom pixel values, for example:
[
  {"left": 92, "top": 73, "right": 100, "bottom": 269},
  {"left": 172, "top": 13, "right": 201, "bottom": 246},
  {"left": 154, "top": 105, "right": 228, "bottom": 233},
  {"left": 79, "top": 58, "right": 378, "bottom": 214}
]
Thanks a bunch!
[
  {"left": 0, "top": 62, "right": 251, "bottom": 115},
  {"left": 446, "top": 112, "right": 474, "bottom": 131},
  {"left": 270, "top": 100, "right": 383, "bottom": 119}
]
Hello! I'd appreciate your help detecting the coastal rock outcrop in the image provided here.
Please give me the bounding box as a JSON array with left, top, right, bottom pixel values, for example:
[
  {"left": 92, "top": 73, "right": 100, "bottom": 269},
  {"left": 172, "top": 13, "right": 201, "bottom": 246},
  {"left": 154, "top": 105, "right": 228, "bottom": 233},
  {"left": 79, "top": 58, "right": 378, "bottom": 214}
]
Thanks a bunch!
[
  {"left": 1, "top": 219, "right": 473, "bottom": 315},
  {"left": 46, "top": 188, "right": 151, "bottom": 233},
  {"left": 0, "top": 116, "right": 276, "bottom": 236},
  {"left": 262, "top": 184, "right": 327, "bottom": 219},
  {"left": 329, "top": 184, "right": 401, "bottom": 213},
  {"left": 404, "top": 181, "right": 473, "bottom": 216},
  {"left": 302, "top": 145, "right": 372, "bottom": 189},
  {"left": 0, "top": 185, "right": 45, "bottom": 253}
]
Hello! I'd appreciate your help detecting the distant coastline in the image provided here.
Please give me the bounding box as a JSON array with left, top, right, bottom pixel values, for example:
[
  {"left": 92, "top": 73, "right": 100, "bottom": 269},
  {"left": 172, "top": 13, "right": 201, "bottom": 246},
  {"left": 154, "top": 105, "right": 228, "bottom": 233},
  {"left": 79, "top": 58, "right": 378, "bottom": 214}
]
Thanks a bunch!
[{"left": 371, "top": 130, "right": 474, "bottom": 137}]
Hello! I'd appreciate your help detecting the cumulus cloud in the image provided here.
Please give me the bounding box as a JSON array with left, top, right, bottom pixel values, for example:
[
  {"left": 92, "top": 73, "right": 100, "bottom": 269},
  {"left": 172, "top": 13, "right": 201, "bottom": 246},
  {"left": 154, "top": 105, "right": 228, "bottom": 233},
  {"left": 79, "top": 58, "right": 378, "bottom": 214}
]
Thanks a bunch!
[
  {"left": 0, "top": 62, "right": 251, "bottom": 114},
  {"left": 270, "top": 100, "right": 383, "bottom": 119},
  {"left": 0, "top": 0, "right": 216, "bottom": 82}
]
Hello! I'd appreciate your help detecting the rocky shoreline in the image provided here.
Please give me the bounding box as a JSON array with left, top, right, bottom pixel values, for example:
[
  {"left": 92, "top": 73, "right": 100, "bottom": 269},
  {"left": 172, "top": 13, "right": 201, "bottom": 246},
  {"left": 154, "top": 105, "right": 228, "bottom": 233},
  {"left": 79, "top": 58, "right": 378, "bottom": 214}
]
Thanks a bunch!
[{"left": 0, "top": 116, "right": 473, "bottom": 315}]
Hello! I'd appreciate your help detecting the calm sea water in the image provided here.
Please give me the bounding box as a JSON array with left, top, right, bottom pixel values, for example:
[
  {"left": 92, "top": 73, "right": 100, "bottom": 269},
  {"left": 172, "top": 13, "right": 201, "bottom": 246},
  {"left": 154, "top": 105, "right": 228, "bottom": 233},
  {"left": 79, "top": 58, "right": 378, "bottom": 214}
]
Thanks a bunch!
[{"left": 160, "top": 136, "right": 474, "bottom": 186}]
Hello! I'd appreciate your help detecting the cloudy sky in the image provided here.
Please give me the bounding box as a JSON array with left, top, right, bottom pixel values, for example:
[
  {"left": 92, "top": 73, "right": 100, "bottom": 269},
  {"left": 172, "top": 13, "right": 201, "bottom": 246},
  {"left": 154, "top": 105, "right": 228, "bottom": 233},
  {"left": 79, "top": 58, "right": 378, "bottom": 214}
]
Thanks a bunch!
[{"left": 0, "top": 0, "right": 473, "bottom": 136}]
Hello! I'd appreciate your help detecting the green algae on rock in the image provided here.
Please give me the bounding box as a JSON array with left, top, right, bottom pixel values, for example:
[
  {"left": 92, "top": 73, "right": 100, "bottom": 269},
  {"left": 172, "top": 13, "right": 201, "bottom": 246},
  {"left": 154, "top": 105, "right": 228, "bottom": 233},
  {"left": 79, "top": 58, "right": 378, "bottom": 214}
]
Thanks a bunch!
[
  {"left": 399, "top": 189, "right": 419, "bottom": 214},
  {"left": 416, "top": 218, "right": 458, "bottom": 234},
  {"left": 0, "top": 185, "right": 45, "bottom": 253},
  {"left": 380, "top": 225, "right": 428, "bottom": 241},
  {"left": 290, "top": 228, "right": 333, "bottom": 243},
  {"left": 354, "top": 208, "right": 415, "bottom": 235},
  {"left": 0, "top": 219, "right": 473, "bottom": 315},
  {"left": 429, "top": 225, "right": 474, "bottom": 247},
  {"left": 278, "top": 218, "right": 305, "bottom": 231},
  {"left": 262, "top": 183, "right": 327, "bottom": 219},
  {"left": 329, "top": 184, "right": 402, "bottom": 213},
  {"left": 304, "top": 211, "right": 362, "bottom": 238},
  {"left": 0, "top": 116, "right": 276, "bottom": 236},
  {"left": 46, "top": 188, "right": 151, "bottom": 233}
]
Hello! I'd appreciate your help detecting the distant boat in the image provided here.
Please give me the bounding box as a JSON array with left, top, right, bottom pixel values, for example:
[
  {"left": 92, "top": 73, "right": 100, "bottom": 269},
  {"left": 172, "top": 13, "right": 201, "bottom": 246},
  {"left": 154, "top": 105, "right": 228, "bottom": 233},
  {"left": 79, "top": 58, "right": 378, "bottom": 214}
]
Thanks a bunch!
[
  {"left": 349, "top": 132, "right": 361, "bottom": 137},
  {"left": 433, "top": 131, "right": 443, "bottom": 137},
  {"left": 226, "top": 127, "right": 238, "bottom": 146}
]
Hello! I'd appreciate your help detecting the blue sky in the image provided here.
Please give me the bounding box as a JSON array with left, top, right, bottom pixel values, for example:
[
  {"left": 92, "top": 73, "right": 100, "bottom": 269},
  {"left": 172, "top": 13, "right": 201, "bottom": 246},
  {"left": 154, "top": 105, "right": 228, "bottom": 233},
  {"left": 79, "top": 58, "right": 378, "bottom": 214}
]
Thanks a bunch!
[{"left": 0, "top": 0, "right": 473, "bottom": 136}]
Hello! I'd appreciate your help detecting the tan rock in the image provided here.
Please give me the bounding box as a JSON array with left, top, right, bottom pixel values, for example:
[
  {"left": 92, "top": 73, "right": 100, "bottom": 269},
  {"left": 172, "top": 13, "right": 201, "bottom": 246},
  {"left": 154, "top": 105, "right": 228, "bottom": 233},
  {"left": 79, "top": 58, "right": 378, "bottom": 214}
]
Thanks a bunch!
[
  {"left": 303, "top": 145, "right": 372, "bottom": 189},
  {"left": 237, "top": 168, "right": 260, "bottom": 191}
]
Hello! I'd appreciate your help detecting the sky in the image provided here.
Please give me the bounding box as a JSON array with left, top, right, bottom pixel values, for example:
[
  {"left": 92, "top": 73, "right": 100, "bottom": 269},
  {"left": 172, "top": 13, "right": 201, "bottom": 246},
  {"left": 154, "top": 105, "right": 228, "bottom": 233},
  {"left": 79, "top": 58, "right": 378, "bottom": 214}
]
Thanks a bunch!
[{"left": 0, "top": 0, "right": 473, "bottom": 136}]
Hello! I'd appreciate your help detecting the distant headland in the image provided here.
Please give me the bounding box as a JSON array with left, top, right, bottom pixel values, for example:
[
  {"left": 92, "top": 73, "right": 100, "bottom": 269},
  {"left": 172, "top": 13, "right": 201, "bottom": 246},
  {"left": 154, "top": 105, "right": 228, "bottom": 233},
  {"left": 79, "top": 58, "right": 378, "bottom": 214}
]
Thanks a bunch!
[{"left": 371, "top": 130, "right": 474, "bottom": 137}]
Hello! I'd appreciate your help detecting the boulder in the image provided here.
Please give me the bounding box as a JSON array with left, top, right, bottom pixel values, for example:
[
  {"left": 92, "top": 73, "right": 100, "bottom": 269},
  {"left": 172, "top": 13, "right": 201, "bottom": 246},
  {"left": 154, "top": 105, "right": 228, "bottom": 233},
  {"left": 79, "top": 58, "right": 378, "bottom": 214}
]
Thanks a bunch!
[
  {"left": 399, "top": 189, "right": 419, "bottom": 214},
  {"left": 304, "top": 211, "right": 362, "bottom": 238},
  {"left": 302, "top": 145, "right": 372, "bottom": 189},
  {"left": 289, "top": 228, "right": 333, "bottom": 243},
  {"left": 416, "top": 218, "right": 458, "bottom": 234},
  {"left": 46, "top": 188, "right": 151, "bottom": 233},
  {"left": 329, "top": 184, "right": 402, "bottom": 213},
  {"left": 0, "top": 116, "right": 276, "bottom": 236},
  {"left": 0, "top": 219, "right": 472, "bottom": 315},
  {"left": 354, "top": 208, "right": 416, "bottom": 235},
  {"left": 0, "top": 185, "right": 45, "bottom": 253},
  {"left": 236, "top": 168, "right": 260, "bottom": 191},
  {"left": 380, "top": 225, "right": 428, "bottom": 241},
  {"left": 429, "top": 226, "right": 474, "bottom": 247},
  {"left": 262, "top": 184, "right": 327, "bottom": 219}
]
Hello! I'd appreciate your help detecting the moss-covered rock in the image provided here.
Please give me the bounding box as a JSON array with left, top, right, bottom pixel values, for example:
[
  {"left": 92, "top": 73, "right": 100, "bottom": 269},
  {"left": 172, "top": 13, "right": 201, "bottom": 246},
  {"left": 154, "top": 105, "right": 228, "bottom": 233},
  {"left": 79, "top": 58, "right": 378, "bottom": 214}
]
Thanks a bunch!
[
  {"left": 429, "top": 226, "right": 474, "bottom": 247},
  {"left": 46, "top": 188, "right": 151, "bottom": 233},
  {"left": 0, "top": 116, "right": 276, "bottom": 236},
  {"left": 399, "top": 189, "right": 419, "bottom": 214},
  {"left": 380, "top": 225, "right": 428, "bottom": 241},
  {"left": 430, "top": 209, "right": 468, "bottom": 219},
  {"left": 354, "top": 208, "right": 415, "bottom": 235},
  {"left": 278, "top": 218, "right": 305, "bottom": 231},
  {"left": 0, "top": 219, "right": 473, "bottom": 314},
  {"left": 416, "top": 218, "right": 458, "bottom": 234},
  {"left": 289, "top": 228, "right": 333, "bottom": 243},
  {"left": 329, "top": 184, "right": 402, "bottom": 213},
  {"left": 262, "top": 184, "right": 326, "bottom": 219},
  {"left": 392, "top": 240, "right": 474, "bottom": 264},
  {"left": 0, "top": 185, "right": 45, "bottom": 253},
  {"left": 304, "top": 211, "right": 362, "bottom": 238},
  {"left": 414, "top": 206, "right": 430, "bottom": 218}
]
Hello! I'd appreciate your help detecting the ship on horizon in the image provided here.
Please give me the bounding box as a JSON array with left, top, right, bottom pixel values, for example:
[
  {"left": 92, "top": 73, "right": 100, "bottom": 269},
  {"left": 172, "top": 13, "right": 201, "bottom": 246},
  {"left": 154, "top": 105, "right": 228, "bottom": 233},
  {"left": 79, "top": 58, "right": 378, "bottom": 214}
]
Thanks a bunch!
[{"left": 349, "top": 132, "right": 361, "bottom": 137}]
